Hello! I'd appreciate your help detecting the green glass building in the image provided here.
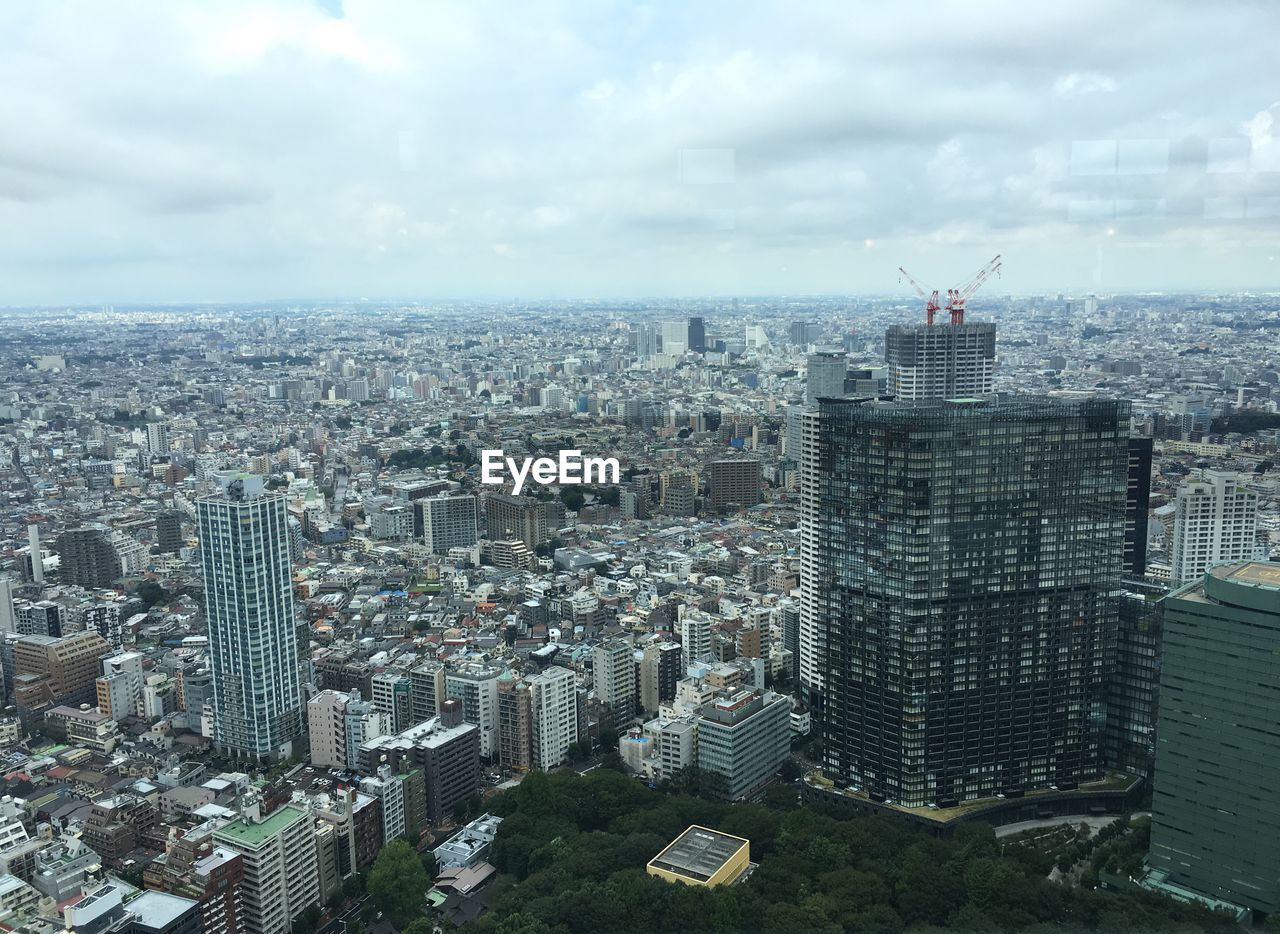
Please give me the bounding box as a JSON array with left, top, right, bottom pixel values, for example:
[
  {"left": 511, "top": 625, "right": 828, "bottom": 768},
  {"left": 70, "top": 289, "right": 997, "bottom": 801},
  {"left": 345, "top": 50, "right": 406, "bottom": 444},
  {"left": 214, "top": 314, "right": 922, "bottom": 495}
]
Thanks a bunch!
[
  {"left": 815, "top": 397, "right": 1128, "bottom": 808},
  {"left": 1148, "top": 562, "right": 1280, "bottom": 917}
]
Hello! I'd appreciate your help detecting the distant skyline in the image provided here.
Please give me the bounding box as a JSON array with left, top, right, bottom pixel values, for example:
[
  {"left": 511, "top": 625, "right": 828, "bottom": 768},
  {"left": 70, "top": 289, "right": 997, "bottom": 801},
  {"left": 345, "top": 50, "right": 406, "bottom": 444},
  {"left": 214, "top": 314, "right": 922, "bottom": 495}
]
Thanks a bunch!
[{"left": 2, "top": 0, "right": 1278, "bottom": 305}]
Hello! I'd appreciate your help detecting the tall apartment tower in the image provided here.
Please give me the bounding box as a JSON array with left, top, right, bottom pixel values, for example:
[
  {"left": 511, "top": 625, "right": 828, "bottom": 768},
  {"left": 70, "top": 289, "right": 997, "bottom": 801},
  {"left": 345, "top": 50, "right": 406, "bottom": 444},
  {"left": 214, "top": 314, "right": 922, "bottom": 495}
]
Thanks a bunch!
[
  {"left": 804, "top": 351, "right": 847, "bottom": 407},
  {"left": 592, "top": 639, "right": 636, "bottom": 720},
  {"left": 1169, "top": 470, "right": 1258, "bottom": 586},
  {"left": 197, "top": 476, "right": 304, "bottom": 760},
  {"left": 707, "top": 459, "right": 761, "bottom": 509},
  {"left": 530, "top": 665, "right": 578, "bottom": 769},
  {"left": 884, "top": 321, "right": 996, "bottom": 399},
  {"left": 1147, "top": 563, "right": 1280, "bottom": 916},
  {"left": 155, "top": 511, "right": 184, "bottom": 555},
  {"left": 812, "top": 397, "right": 1128, "bottom": 808},
  {"left": 416, "top": 495, "right": 478, "bottom": 554},
  {"left": 678, "top": 609, "right": 713, "bottom": 675},
  {"left": 640, "top": 642, "right": 682, "bottom": 714}
]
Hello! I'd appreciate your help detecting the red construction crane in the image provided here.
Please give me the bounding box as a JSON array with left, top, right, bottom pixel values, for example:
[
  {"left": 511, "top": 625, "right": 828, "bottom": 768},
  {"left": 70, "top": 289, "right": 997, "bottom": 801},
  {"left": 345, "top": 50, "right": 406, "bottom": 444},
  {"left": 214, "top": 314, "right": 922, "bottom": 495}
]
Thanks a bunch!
[
  {"left": 897, "top": 266, "right": 941, "bottom": 326},
  {"left": 945, "top": 254, "right": 1002, "bottom": 324}
]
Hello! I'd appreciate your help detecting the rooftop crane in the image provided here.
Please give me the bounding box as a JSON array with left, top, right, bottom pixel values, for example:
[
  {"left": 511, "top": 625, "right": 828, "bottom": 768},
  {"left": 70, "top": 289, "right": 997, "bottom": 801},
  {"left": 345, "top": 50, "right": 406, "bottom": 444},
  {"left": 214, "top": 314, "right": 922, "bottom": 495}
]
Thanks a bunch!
[
  {"left": 945, "top": 254, "right": 1002, "bottom": 324},
  {"left": 897, "top": 266, "right": 941, "bottom": 326}
]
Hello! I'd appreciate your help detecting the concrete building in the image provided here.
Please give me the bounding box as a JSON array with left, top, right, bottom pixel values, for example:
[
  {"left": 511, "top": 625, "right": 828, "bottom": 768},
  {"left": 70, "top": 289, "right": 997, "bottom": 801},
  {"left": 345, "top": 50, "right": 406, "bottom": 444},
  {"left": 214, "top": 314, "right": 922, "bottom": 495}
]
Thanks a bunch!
[
  {"left": 884, "top": 320, "right": 996, "bottom": 400},
  {"left": 13, "top": 631, "right": 109, "bottom": 713},
  {"left": 592, "top": 639, "right": 635, "bottom": 721},
  {"left": 646, "top": 826, "right": 750, "bottom": 888},
  {"left": 417, "top": 495, "right": 479, "bottom": 554},
  {"left": 1170, "top": 470, "right": 1259, "bottom": 586},
  {"left": 805, "top": 351, "right": 847, "bottom": 407},
  {"left": 307, "top": 690, "right": 352, "bottom": 769},
  {"left": 213, "top": 803, "right": 318, "bottom": 934},
  {"left": 445, "top": 664, "right": 502, "bottom": 759},
  {"left": 695, "top": 689, "right": 790, "bottom": 800},
  {"left": 640, "top": 642, "right": 682, "bottom": 715},
  {"left": 530, "top": 665, "right": 578, "bottom": 770},
  {"left": 496, "top": 672, "right": 532, "bottom": 771},
  {"left": 143, "top": 829, "right": 245, "bottom": 934},
  {"left": 55, "top": 527, "right": 122, "bottom": 589},
  {"left": 707, "top": 459, "right": 762, "bottom": 510}
]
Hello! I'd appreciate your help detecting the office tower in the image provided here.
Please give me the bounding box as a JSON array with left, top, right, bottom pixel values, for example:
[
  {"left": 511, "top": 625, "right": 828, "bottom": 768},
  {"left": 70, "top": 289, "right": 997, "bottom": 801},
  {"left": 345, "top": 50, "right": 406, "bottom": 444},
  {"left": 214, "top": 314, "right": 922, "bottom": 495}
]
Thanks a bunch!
[
  {"left": 844, "top": 366, "right": 888, "bottom": 397},
  {"left": 687, "top": 316, "right": 706, "bottom": 353},
  {"left": 1125, "top": 437, "right": 1153, "bottom": 576},
  {"left": 27, "top": 524, "right": 43, "bottom": 585},
  {"left": 661, "top": 320, "right": 688, "bottom": 356},
  {"left": 213, "top": 801, "right": 319, "bottom": 934},
  {"left": 777, "top": 599, "right": 801, "bottom": 685},
  {"left": 198, "top": 476, "right": 304, "bottom": 760},
  {"left": 416, "top": 495, "right": 478, "bottom": 553},
  {"left": 640, "top": 642, "right": 682, "bottom": 714},
  {"left": 1167, "top": 394, "right": 1213, "bottom": 437},
  {"left": 679, "top": 610, "right": 713, "bottom": 674},
  {"left": 445, "top": 664, "right": 503, "bottom": 759},
  {"left": 97, "top": 651, "right": 145, "bottom": 720},
  {"left": 805, "top": 351, "right": 847, "bottom": 406},
  {"left": 789, "top": 320, "right": 820, "bottom": 347},
  {"left": 744, "top": 324, "right": 769, "bottom": 350},
  {"left": 1103, "top": 586, "right": 1163, "bottom": 780},
  {"left": 695, "top": 688, "right": 791, "bottom": 800},
  {"left": 1169, "top": 470, "right": 1258, "bottom": 586},
  {"left": 884, "top": 321, "right": 996, "bottom": 399},
  {"left": 146, "top": 422, "right": 170, "bottom": 455},
  {"left": 530, "top": 665, "right": 578, "bottom": 769},
  {"left": 55, "top": 526, "right": 123, "bottom": 588},
  {"left": 707, "top": 458, "right": 761, "bottom": 509},
  {"left": 1147, "top": 562, "right": 1280, "bottom": 915},
  {"left": 814, "top": 397, "right": 1128, "bottom": 807},
  {"left": 592, "top": 639, "right": 636, "bottom": 720},
  {"left": 497, "top": 672, "right": 533, "bottom": 771}
]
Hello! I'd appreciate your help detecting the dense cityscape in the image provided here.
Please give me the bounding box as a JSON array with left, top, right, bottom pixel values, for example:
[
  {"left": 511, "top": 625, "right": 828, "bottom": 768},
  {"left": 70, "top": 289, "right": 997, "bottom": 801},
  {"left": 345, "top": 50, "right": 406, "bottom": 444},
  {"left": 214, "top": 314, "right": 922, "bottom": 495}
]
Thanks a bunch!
[{"left": 0, "top": 288, "right": 1276, "bottom": 933}]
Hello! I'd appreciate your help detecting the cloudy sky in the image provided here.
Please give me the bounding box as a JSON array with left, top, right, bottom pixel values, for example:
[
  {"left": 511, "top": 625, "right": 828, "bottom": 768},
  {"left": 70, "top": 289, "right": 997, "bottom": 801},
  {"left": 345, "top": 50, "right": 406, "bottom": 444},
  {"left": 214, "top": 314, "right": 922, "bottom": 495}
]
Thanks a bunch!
[{"left": 2, "top": 0, "right": 1278, "bottom": 304}]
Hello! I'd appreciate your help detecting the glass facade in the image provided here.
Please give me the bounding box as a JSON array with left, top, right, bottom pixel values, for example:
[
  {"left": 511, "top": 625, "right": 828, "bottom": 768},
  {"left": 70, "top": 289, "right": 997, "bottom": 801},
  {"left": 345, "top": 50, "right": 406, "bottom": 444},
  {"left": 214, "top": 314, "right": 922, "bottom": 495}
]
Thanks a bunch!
[{"left": 815, "top": 397, "right": 1128, "bottom": 807}]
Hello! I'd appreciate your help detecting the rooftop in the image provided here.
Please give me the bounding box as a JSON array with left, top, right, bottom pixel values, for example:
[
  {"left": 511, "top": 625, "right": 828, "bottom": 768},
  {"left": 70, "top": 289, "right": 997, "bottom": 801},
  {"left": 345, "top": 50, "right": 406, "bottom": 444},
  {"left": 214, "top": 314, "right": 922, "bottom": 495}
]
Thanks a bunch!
[
  {"left": 213, "top": 805, "right": 308, "bottom": 848},
  {"left": 647, "top": 825, "right": 748, "bottom": 883}
]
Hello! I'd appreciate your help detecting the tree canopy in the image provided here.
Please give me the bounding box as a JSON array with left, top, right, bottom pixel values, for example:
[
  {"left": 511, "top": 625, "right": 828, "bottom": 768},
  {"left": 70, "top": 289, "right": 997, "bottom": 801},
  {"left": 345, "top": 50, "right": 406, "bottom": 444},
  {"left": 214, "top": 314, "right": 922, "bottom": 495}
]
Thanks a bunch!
[
  {"left": 464, "top": 769, "right": 1237, "bottom": 934},
  {"left": 368, "top": 839, "right": 431, "bottom": 930}
]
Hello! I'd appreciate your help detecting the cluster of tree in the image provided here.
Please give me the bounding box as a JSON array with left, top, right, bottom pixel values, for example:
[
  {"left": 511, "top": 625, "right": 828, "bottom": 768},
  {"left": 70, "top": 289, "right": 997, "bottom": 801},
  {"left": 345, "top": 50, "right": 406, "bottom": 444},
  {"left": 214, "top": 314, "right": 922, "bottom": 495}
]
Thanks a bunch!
[
  {"left": 1053, "top": 819, "right": 1136, "bottom": 875},
  {"left": 459, "top": 768, "right": 1237, "bottom": 934},
  {"left": 1211, "top": 412, "right": 1280, "bottom": 434},
  {"left": 558, "top": 485, "right": 620, "bottom": 513},
  {"left": 387, "top": 443, "right": 476, "bottom": 472}
]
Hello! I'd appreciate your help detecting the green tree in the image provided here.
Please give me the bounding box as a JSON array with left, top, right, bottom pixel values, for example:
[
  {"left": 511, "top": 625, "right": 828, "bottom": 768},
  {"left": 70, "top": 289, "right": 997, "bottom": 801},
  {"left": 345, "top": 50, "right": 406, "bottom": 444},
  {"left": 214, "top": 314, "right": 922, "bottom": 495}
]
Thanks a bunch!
[{"left": 367, "top": 839, "right": 430, "bottom": 930}]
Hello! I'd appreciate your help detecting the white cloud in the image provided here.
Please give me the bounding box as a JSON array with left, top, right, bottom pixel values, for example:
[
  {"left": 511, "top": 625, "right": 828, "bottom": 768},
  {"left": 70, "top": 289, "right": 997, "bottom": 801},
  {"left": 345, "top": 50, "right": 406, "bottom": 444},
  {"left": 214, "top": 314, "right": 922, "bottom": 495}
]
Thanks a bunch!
[{"left": 1053, "top": 71, "right": 1118, "bottom": 98}]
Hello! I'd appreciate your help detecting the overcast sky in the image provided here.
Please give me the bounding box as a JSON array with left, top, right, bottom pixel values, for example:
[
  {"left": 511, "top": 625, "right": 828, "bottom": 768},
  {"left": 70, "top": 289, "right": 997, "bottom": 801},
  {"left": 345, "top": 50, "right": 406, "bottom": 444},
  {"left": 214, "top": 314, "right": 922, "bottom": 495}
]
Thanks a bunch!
[{"left": 2, "top": 0, "right": 1278, "bottom": 305}]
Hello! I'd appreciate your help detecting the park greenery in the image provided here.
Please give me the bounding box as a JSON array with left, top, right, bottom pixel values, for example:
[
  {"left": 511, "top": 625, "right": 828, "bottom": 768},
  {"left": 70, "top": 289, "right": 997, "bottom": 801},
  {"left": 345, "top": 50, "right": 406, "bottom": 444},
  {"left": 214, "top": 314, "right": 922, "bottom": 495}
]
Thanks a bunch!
[{"left": 434, "top": 768, "right": 1239, "bottom": 934}]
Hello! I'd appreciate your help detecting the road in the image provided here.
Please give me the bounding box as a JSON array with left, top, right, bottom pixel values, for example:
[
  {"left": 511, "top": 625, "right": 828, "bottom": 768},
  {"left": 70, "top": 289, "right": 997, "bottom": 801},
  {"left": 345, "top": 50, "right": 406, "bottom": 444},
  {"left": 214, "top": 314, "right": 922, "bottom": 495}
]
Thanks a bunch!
[{"left": 317, "top": 893, "right": 371, "bottom": 934}]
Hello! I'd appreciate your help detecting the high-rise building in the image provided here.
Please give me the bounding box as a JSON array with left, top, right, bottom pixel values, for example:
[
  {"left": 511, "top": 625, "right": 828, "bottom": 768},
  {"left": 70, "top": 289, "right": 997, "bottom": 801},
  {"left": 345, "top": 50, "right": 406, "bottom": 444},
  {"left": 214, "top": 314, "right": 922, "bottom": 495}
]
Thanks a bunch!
[
  {"left": 1125, "top": 437, "right": 1154, "bottom": 577},
  {"left": 143, "top": 828, "right": 245, "bottom": 934},
  {"left": 661, "top": 320, "right": 688, "bottom": 356},
  {"left": 884, "top": 321, "right": 996, "bottom": 399},
  {"left": 483, "top": 494, "right": 561, "bottom": 548},
  {"left": 695, "top": 688, "right": 791, "bottom": 800},
  {"left": 813, "top": 397, "right": 1128, "bottom": 807},
  {"left": 640, "top": 642, "right": 682, "bottom": 715},
  {"left": 409, "top": 660, "right": 446, "bottom": 723},
  {"left": 445, "top": 664, "right": 503, "bottom": 759},
  {"left": 687, "top": 317, "right": 706, "bottom": 353},
  {"left": 1147, "top": 562, "right": 1280, "bottom": 915},
  {"left": 804, "top": 351, "right": 847, "bottom": 407},
  {"left": 789, "top": 320, "right": 820, "bottom": 347},
  {"left": 307, "top": 689, "right": 353, "bottom": 769},
  {"left": 146, "top": 422, "right": 170, "bottom": 455},
  {"left": 416, "top": 495, "right": 478, "bottom": 553},
  {"left": 370, "top": 672, "right": 412, "bottom": 731},
  {"left": 497, "top": 672, "right": 533, "bottom": 771},
  {"left": 156, "top": 511, "right": 185, "bottom": 555},
  {"left": 592, "top": 639, "right": 636, "bottom": 720},
  {"left": 213, "top": 802, "right": 319, "bottom": 934},
  {"left": 13, "top": 631, "right": 109, "bottom": 712},
  {"left": 679, "top": 610, "right": 712, "bottom": 675},
  {"left": 530, "top": 665, "right": 578, "bottom": 769},
  {"left": 634, "top": 323, "right": 660, "bottom": 357},
  {"left": 55, "top": 526, "right": 122, "bottom": 588},
  {"left": 198, "top": 476, "right": 304, "bottom": 760},
  {"left": 0, "top": 575, "right": 14, "bottom": 635},
  {"left": 1103, "top": 586, "right": 1163, "bottom": 780},
  {"left": 707, "top": 459, "right": 761, "bottom": 509},
  {"left": 1169, "top": 470, "right": 1258, "bottom": 586}
]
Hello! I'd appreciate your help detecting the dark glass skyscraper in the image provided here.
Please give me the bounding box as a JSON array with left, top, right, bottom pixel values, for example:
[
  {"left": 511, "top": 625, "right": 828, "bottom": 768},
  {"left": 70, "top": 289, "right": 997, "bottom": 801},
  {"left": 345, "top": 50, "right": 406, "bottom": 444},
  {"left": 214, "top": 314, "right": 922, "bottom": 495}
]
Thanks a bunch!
[
  {"left": 814, "top": 397, "right": 1128, "bottom": 807},
  {"left": 686, "top": 316, "right": 706, "bottom": 353}
]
